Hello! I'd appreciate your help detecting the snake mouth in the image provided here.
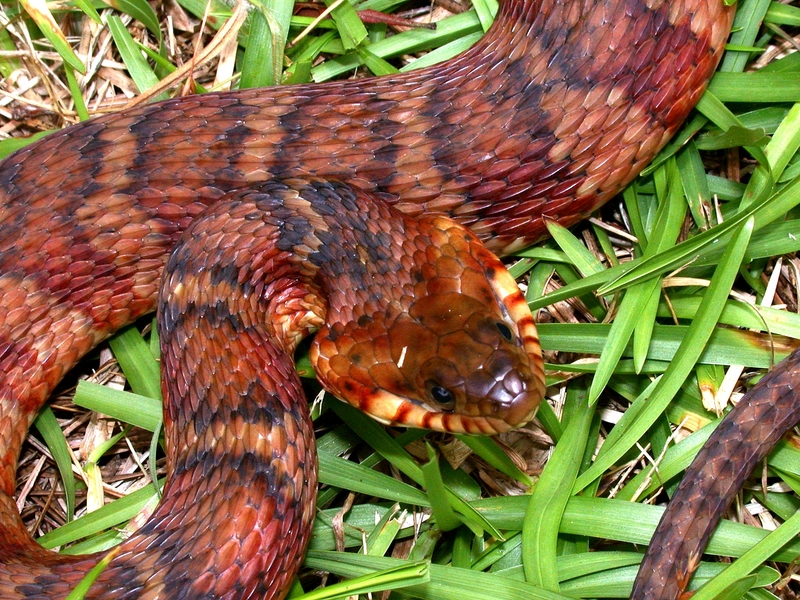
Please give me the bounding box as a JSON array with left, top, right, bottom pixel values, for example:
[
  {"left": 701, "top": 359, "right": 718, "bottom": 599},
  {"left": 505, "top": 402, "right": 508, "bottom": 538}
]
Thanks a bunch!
[{"left": 357, "top": 388, "right": 538, "bottom": 434}]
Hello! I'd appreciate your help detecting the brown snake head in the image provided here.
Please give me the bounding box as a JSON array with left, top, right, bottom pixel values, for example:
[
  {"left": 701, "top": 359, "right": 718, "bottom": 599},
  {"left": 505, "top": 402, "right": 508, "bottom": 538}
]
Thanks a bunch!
[{"left": 311, "top": 215, "right": 546, "bottom": 435}]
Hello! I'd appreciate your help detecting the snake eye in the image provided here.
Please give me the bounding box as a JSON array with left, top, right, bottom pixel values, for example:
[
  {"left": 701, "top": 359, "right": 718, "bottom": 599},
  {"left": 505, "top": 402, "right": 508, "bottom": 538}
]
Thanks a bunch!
[
  {"left": 428, "top": 384, "right": 455, "bottom": 411},
  {"left": 495, "top": 321, "right": 514, "bottom": 342}
]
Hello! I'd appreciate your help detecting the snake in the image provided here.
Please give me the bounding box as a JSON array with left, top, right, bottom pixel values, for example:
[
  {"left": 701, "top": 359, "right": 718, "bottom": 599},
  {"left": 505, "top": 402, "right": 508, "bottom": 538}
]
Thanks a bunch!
[{"left": 0, "top": 0, "right": 774, "bottom": 596}]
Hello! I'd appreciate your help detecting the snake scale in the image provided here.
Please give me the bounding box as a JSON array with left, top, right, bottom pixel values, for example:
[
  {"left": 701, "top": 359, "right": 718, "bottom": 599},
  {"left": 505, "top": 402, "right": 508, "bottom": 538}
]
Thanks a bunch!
[{"left": 2, "top": 0, "right": 788, "bottom": 597}]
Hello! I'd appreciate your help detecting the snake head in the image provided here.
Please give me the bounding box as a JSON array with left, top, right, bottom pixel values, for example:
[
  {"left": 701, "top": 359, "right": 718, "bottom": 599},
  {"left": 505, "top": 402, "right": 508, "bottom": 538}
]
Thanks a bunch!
[{"left": 310, "top": 216, "right": 546, "bottom": 434}]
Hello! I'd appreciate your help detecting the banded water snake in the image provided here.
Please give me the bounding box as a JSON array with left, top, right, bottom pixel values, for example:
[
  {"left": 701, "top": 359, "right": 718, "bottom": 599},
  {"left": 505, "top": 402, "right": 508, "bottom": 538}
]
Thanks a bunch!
[{"left": 1, "top": 0, "right": 779, "bottom": 597}]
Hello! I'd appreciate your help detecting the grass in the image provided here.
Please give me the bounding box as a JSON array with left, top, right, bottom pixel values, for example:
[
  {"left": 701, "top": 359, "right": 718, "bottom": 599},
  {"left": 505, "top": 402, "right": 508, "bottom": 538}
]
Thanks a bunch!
[{"left": 1, "top": 0, "right": 800, "bottom": 598}]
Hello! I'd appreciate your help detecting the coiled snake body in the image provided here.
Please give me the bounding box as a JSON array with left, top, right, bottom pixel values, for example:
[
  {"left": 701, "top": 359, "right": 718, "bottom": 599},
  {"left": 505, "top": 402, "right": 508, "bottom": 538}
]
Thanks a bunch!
[{"left": 1, "top": 0, "right": 780, "bottom": 597}]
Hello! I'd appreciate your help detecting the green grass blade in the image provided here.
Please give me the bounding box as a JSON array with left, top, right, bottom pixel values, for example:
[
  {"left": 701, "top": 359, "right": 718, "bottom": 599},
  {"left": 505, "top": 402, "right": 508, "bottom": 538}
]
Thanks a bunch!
[
  {"left": 317, "top": 452, "right": 430, "bottom": 506},
  {"left": 523, "top": 389, "right": 593, "bottom": 589},
  {"left": 33, "top": 407, "right": 76, "bottom": 520},
  {"left": 73, "top": 381, "right": 161, "bottom": 432},
  {"left": 106, "top": 325, "right": 161, "bottom": 401},
  {"left": 574, "top": 217, "right": 754, "bottom": 491},
  {"left": 692, "top": 509, "right": 800, "bottom": 600},
  {"left": 241, "top": 0, "right": 294, "bottom": 87},
  {"left": 106, "top": 15, "right": 164, "bottom": 98}
]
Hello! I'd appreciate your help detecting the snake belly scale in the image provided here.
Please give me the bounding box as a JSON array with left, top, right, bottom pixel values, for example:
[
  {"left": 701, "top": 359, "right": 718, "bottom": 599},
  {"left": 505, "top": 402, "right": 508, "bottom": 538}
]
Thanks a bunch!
[{"left": 0, "top": 0, "right": 753, "bottom": 597}]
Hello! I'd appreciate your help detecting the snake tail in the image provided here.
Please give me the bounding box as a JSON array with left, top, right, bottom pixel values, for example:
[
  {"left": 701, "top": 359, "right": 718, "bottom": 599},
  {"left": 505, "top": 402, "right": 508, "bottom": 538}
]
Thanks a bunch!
[{"left": 632, "top": 347, "right": 800, "bottom": 599}]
